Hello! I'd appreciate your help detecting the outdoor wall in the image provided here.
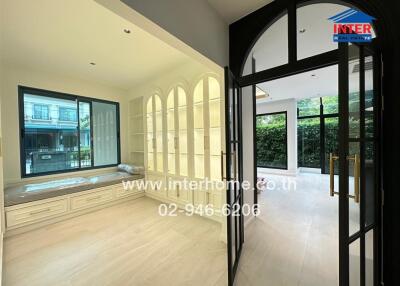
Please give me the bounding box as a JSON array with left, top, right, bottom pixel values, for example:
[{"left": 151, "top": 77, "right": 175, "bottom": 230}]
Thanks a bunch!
[
  {"left": 0, "top": 63, "right": 129, "bottom": 185},
  {"left": 257, "top": 99, "right": 298, "bottom": 176},
  {"left": 119, "top": 0, "right": 228, "bottom": 67}
]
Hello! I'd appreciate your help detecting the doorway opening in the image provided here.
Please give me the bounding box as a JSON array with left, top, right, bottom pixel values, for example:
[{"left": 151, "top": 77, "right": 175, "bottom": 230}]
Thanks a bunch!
[{"left": 225, "top": 1, "right": 382, "bottom": 286}]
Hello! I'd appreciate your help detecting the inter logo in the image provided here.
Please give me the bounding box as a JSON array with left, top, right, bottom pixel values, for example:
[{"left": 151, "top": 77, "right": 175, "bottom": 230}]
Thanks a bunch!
[{"left": 328, "top": 8, "right": 375, "bottom": 42}]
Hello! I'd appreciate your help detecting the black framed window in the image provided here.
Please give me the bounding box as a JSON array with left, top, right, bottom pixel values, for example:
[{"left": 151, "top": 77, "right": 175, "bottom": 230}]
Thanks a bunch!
[
  {"left": 297, "top": 95, "right": 339, "bottom": 173},
  {"left": 19, "top": 86, "right": 121, "bottom": 177},
  {"left": 256, "top": 111, "right": 288, "bottom": 169}
]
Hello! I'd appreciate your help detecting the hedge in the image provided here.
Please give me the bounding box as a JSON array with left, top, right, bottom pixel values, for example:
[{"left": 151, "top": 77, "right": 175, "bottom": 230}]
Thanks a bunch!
[{"left": 257, "top": 116, "right": 373, "bottom": 169}]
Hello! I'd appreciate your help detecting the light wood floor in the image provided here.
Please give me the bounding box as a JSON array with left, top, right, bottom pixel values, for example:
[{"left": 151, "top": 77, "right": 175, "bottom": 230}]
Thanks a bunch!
[
  {"left": 235, "top": 172, "right": 340, "bottom": 286},
  {"left": 3, "top": 197, "right": 227, "bottom": 286}
]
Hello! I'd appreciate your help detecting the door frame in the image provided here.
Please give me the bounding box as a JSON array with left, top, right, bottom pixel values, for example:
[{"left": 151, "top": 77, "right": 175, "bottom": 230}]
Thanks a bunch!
[
  {"left": 225, "top": 68, "right": 245, "bottom": 286},
  {"left": 230, "top": 40, "right": 382, "bottom": 285},
  {"left": 228, "top": 0, "right": 399, "bottom": 283}
]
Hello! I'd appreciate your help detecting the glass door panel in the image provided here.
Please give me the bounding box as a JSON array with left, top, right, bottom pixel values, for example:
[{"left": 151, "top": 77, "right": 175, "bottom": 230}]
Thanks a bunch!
[
  {"left": 225, "top": 67, "right": 244, "bottom": 286},
  {"left": 338, "top": 42, "right": 378, "bottom": 286},
  {"left": 324, "top": 116, "right": 339, "bottom": 174},
  {"left": 349, "top": 239, "right": 361, "bottom": 286}
]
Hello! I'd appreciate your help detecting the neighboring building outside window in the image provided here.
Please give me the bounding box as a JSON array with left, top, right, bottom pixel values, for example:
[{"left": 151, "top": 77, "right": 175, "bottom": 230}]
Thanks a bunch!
[
  {"left": 33, "top": 104, "right": 49, "bottom": 120},
  {"left": 59, "top": 107, "right": 77, "bottom": 121}
]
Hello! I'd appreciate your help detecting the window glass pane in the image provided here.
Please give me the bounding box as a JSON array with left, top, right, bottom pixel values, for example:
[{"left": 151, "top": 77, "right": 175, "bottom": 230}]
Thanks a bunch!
[
  {"left": 350, "top": 239, "right": 361, "bottom": 286},
  {"left": 93, "top": 102, "right": 118, "bottom": 166},
  {"left": 297, "top": 3, "right": 376, "bottom": 60},
  {"left": 324, "top": 117, "right": 339, "bottom": 174},
  {"left": 365, "top": 56, "right": 374, "bottom": 138},
  {"left": 297, "top": 97, "right": 320, "bottom": 117},
  {"left": 23, "top": 93, "right": 78, "bottom": 175},
  {"left": 322, "top": 95, "right": 338, "bottom": 114},
  {"left": 79, "top": 102, "right": 91, "bottom": 168},
  {"left": 242, "top": 13, "right": 288, "bottom": 76},
  {"left": 256, "top": 112, "right": 287, "bottom": 169},
  {"left": 298, "top": 117, "right": 320, "bottom": 168},
  {"left": 365, "top": 229, "right": 374, "bottom": 286}
]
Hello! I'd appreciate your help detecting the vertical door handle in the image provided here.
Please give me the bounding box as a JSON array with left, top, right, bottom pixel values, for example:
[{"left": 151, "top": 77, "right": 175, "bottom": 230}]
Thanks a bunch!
[
  {"left": 232, "top": 150, "right": 237, "bottom": 182},
  {"left": 329, "top": 153, "right": 360, "bottom": 204},
  {"left": 329, "top": 153, "right": 339, "bottom": 196},
  {"left": 221, "top": 151, "right": 226, "bottom": 180},
  {"left": 347, "top": 154, "right": 360, "bottom": 203}
]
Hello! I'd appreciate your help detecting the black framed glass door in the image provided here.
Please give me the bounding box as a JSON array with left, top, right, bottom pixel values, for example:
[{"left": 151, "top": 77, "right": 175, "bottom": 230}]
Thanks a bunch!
[
  {"left": 224, "top": 67, "right": 244, "bottom": 286},
  {"left": 337, "top": 42, "right": 380, "bottom": 286}
]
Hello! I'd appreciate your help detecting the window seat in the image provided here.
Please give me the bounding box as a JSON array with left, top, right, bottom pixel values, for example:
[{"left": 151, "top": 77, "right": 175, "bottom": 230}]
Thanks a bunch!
[{"left": 5, "top": 171, "right": 144, "bottom": 207}]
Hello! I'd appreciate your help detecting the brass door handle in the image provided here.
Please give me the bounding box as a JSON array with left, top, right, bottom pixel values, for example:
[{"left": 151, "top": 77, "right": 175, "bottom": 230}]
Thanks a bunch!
[
  {"left": 329, "top": 153, "right": 360, "bottom": 203},
  {"left": 329, "top": 153, "right": 339, "bottom": 197},
  {"left": 221, "top": 151, "right": 226, "bottom": 180},
  {"left": 347, "top": 154, "right": 360, "bottom": 203},
  {"left": 221, "top": 150, "right": 237, "bottom": 181},
  {"left": 232, "top": 150, "right": 237, "bottom": 182}
]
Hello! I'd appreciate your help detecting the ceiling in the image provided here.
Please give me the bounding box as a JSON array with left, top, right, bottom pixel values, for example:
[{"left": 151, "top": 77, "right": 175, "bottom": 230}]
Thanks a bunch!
[
  {"left": 208, "top": 0, "right": 274, "bottom": 24},
  {"left": 0, "top": 0, "right": 190, "bottom": 90}
]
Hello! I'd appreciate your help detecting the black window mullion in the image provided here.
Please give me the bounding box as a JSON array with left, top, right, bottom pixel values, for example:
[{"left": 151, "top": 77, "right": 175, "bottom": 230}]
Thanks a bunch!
[
  {"left": 359, "top": 46, "right": 366, "bottom": 286},
  {"left": 320, "top": 98, "right": 326, "bottom": 173},
  {"left": 287, "top": 0, "right": 297, "bottom": 63},
  {"left": 77, "top": 99, "right": 81, "bottom": 169},
  {"left": 89, "top": 101, "right": 94, "bottom": 168}
]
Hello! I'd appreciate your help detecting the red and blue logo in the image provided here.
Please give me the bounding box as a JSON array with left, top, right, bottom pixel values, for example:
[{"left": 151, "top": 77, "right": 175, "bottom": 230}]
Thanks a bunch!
[{"left": 328, "top": 8, "right": 375, "bottom": 42}]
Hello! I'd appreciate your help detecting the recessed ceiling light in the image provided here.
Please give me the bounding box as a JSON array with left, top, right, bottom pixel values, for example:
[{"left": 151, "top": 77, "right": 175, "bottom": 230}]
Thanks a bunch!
[
  {"left": 124, "top": 29, "right": 131, "bottom": 34},
  {"left": 299, "top": 28, "right": 306, "bottom": 33},
  {"left": 90, "top": 62, "right": 96, "bottom": 66}
]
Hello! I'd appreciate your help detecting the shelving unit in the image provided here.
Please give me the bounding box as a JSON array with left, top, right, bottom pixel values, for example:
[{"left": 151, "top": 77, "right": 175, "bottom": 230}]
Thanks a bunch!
[
  {"left": 193, "top": 76, "right": 222, "bottom": 180},
  {"left": 145, "top": 94, "right": 164, "bottom": 174},
  {"left": 129, "top": 97, "right": 144, "bottom": 166},
  {"left": 143, "top": 75, "right": 224, "bottom": 222}
]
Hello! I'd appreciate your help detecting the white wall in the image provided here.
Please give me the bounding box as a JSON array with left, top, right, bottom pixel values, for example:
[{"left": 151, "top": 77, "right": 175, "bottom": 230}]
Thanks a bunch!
[
  {"left": 120, "top": 0, "right": 228, "bottom": 67},
  {"left": 257, "top": 99, "right": 298, "bottom": 175},
  {"left": 0, "top": 63, "right": 129, "bottom": 186},
  {"left": 128, "top": 61, "right": 223, "bottom": 100},
  {"left": 241, "top": 58, "right": 255, "bottom": 224}
]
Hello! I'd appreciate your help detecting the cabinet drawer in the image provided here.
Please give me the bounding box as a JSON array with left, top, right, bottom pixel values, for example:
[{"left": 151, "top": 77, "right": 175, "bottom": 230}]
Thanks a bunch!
[
  {"left": 6, "top": 199, "right": 68, "bottom": 228},
  {"left": 115, "top": 180, "right": 144, "bottom": 198},
  {"left": 71, "top": 189, "right": 114, "bottom": 211}
]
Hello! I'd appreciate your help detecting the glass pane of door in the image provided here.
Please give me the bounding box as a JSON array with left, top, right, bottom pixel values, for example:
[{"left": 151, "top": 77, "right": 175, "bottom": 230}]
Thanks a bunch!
[
  {"left": 339, "top": 42, "right": 378, "bottom": 286},
  {"left": 225, "top": 68, "right": 243, "bottom": 286}
]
